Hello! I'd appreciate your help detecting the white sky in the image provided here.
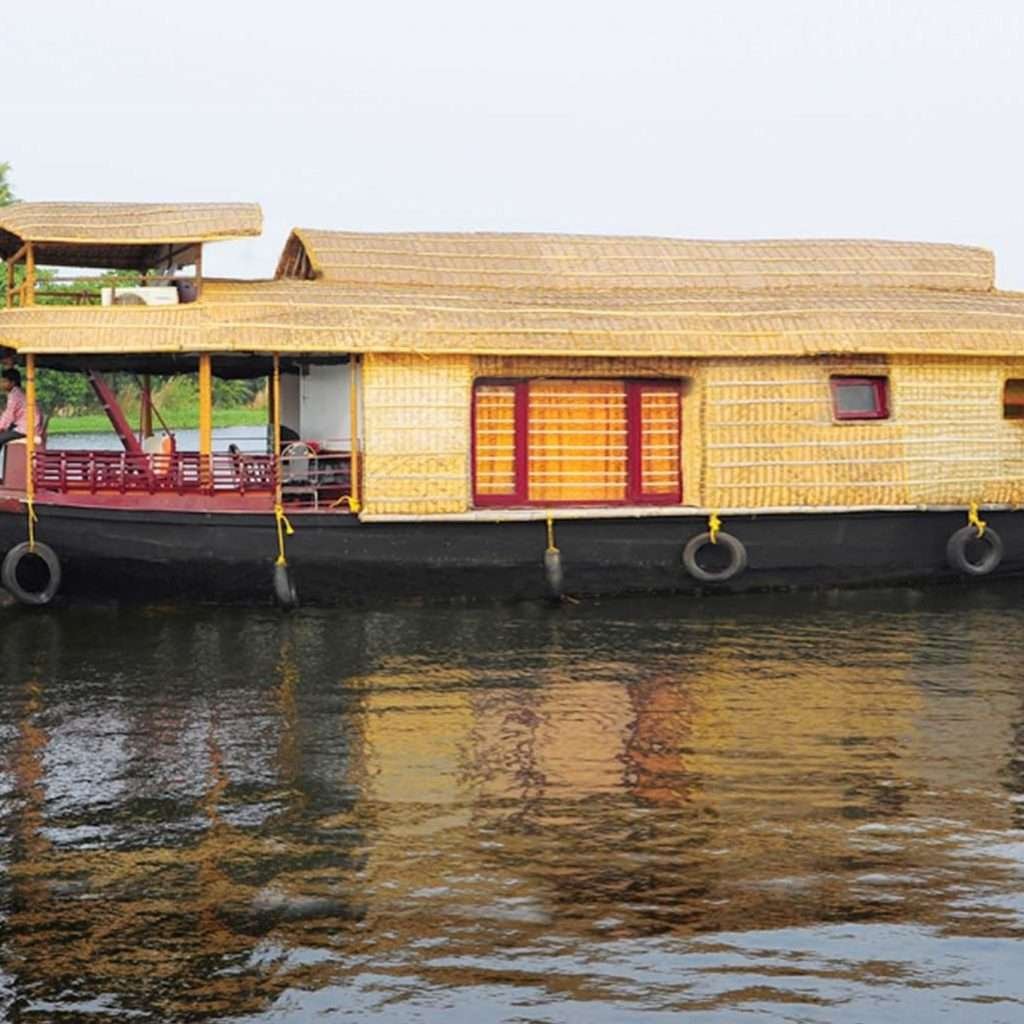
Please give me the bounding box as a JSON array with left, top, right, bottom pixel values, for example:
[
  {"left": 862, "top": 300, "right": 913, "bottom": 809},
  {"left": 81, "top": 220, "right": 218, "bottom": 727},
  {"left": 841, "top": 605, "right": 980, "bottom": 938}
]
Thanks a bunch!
[{"left": 3, "top": 0, "right": 1024, "bottom": 285}]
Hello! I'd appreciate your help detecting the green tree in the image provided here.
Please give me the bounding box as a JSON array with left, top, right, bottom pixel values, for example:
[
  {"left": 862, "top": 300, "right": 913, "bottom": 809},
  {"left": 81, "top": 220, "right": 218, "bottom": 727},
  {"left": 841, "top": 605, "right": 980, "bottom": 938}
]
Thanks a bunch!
[
  {"left": 0, "top": 161, "right": 13, "bottom": 206},
  {"left": 1, "top": 160, "right": 18, "bottom": 361}
]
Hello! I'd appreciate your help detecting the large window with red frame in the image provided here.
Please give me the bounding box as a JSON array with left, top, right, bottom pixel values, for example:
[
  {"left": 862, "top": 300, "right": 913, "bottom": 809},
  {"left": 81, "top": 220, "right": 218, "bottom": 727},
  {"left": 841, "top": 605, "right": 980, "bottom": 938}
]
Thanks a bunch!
[{"left": 473, "top": 379, "right": 683, "bottom": 506}]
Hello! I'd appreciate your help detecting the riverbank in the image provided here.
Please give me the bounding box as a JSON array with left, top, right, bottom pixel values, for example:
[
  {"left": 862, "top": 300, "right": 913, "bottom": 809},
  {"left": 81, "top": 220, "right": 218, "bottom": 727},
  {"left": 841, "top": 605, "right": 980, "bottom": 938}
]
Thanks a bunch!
[{"left": 48, "top": 408, "right": 266, "bottom": 435}]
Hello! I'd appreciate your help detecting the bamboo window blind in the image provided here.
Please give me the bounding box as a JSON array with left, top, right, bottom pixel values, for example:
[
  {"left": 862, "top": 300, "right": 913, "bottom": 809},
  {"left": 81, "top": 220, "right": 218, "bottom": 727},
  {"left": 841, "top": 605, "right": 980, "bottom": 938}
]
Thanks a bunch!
[{"left": 473, "top": 379, "right": 682, "bottom": 506}]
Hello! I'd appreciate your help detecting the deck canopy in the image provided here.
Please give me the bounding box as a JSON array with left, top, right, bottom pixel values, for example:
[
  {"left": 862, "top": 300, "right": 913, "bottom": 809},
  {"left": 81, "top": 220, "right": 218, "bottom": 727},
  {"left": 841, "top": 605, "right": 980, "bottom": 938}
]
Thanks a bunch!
[
  {"left": 0, "top": 201, "right": 262, "bottom": 270},
  {"left": 276, "top": 231, "right": 996, "bottom": 294}
]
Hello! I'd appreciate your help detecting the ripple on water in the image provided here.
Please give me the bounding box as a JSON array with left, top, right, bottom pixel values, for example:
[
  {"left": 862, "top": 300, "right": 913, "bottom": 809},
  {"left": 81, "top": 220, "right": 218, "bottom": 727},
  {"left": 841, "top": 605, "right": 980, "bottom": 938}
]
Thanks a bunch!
[{"left": 1, "top": 586, "right": 1023, "bottom": 1021}]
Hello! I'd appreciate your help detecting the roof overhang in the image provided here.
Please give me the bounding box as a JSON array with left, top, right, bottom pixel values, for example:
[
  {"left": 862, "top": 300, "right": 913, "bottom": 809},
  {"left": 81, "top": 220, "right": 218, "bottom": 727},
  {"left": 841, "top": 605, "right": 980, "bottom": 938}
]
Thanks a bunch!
[
  {"left": 0, "top": 202, "right": 262, "bottom": 268},
  {"left": 27, "top": 352, "right": 348, "bottom": 379},
  {"left": 3, "top": 277, "right": 1024, "bottom": 360}
]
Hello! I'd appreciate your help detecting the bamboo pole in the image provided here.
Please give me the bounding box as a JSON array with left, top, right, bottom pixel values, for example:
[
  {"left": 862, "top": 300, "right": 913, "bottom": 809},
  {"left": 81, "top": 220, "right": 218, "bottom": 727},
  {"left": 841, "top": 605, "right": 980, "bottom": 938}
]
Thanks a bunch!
[
  {"left": 272, "top": 354, "right": 282, "bottom": 506},
  {"left": 349, "top": 355, "right": 361, "bottom": 511},
  {"left": 267, "top": 366, "right": 276, "bottom": 438},
  {"left": 198, "top": 355, "right": 213, "bottom": 487},
  {"left": 25, "top": 243, "right": 35, "bottom": 307}
]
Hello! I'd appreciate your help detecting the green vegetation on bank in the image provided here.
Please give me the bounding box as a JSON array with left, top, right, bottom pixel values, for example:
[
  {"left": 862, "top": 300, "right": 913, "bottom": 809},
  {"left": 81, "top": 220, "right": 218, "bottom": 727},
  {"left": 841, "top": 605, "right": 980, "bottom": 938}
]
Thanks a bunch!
[{"left": 49, "top": 407, "right": 267, "bottom": 436}]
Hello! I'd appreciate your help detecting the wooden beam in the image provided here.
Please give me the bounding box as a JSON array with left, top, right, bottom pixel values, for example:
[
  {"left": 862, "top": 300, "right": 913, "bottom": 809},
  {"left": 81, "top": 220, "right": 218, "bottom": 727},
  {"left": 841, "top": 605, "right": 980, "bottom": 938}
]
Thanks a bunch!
[
  {"left": 86, "top": 371, "right": 145, "bottom": 456},
  {"left": 25, "top": 354, "right": 36, "bottom": 509},
  {"left": 25, "top": 243, "right": 35, "bottom": 307},
  {"left": 5, "top": 243, "right": 27, "bottom": 268},
  {"left": 349, "top": 355, "right": 361, "bottom": 511},
  {"left": 140, "top": 375, "right": 153, "bottom": 439},
  {"left": 5, "top": 243, "right": 25, "bottom": 308},
  {"left": 272, "top": 354, "right": 282, "bottom": 508},
  {"left": 151, "top": 243, "right": 197, "bottom": 274},
  {"left": 198, "top": 354, "right": 213, "bottom": 460}
]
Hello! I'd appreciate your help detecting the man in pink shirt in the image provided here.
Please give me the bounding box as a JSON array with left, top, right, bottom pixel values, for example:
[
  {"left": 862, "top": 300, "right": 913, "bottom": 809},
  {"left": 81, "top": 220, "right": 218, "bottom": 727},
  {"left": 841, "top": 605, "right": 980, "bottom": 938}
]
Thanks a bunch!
[{"left": 0, "top": 368, "right": 28, "bottom": 449}]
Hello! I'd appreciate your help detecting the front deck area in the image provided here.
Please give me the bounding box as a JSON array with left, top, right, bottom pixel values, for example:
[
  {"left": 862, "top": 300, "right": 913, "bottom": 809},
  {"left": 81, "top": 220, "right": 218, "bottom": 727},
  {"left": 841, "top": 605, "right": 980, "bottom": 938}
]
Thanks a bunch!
[{"left": 1, "top": 442, "right": 355, "bottom": 513}]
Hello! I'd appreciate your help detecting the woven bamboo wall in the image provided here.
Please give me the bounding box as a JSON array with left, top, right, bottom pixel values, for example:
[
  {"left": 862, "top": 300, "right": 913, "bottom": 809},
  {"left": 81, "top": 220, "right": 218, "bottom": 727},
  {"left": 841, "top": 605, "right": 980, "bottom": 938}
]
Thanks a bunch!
[
  {"left": 700, "top": 356, "right": 1024, "bottom": 508},
  {"left": 359, "top": 352, "right": 1024, "bottom": 515},
  {"left": 700, "top": 357, "right": 907, "bottom": 508},
  {"left": 887, "top": 356, "right": 1024, "bottom": 505},
  {"left": 360, "top": 353, "right": 473, "bottom": 515}
]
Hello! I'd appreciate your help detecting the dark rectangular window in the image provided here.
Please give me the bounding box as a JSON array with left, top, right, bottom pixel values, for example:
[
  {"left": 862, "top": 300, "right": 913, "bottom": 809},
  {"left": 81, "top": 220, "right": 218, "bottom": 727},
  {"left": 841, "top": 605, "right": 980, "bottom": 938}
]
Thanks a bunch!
[
  {"left": 472, "top": 379, "right": 682, "bottom": 507},
  {"left": 831, "top": 376, "right": 889, "bottom": 420}
]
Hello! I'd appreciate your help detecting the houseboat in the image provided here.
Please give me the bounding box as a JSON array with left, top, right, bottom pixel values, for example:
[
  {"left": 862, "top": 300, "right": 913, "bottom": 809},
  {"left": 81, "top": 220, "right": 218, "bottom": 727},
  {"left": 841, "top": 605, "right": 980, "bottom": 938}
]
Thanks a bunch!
[{"left": 2, "top": 201, "right": 1024, "bottom": 606}]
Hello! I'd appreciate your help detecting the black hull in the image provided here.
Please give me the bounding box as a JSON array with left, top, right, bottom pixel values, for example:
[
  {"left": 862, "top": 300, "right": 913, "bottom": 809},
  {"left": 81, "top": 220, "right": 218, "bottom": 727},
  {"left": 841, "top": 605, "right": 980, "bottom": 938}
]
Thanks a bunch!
[{"left": 2, "top": 505, "right": 1022, "bottom": 605}]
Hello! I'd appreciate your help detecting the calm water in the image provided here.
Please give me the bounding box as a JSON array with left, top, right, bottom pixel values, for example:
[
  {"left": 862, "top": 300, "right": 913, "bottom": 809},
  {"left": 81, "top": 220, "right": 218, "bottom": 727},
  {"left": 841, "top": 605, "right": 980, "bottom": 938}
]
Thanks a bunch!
[
  {"left": 52, "top": 427, "right": 268, "bottom": 452},
  {"left": 1, "top": 587, "right": 1023, "bottom": 1023}
]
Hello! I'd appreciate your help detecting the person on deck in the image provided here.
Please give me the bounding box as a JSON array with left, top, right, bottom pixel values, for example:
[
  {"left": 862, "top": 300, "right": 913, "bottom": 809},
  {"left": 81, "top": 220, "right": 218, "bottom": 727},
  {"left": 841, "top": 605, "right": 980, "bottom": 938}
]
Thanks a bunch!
[{"left": 0, "top": 368, "right": 28, "bottom": 450}]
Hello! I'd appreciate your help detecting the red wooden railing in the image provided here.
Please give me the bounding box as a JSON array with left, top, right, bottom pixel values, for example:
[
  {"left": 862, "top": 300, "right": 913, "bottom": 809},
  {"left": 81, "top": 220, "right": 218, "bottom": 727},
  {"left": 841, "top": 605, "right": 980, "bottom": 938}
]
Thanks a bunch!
[{"left": 33, "top": 450, "right": 277, "bottom": 496}]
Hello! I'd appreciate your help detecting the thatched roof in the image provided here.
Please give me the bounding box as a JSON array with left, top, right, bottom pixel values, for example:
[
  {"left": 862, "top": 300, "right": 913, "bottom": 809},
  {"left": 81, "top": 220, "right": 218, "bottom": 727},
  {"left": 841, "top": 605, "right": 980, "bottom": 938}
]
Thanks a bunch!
[
  {"left": 0, "top": 202, "right": 262, "bottom": 270},
  {"left": 276, "top": 231, "right": 996, "bottom": 294},
  {"left": 4, "top": 275, "right": 1024, "bottom": 360}
]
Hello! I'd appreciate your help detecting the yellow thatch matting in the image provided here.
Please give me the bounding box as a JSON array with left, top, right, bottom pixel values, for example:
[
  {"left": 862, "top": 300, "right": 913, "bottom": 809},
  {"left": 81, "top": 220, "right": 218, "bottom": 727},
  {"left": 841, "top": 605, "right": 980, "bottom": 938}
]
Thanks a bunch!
[
  {"left": 0, "top": 202, "right": 262, "bottom": 250},
  {"left": 278, "top": 232, "right": 995, "bottom": 293},
  {"left": 5, "top": 276, "right": 1024, "bottom": 358}
]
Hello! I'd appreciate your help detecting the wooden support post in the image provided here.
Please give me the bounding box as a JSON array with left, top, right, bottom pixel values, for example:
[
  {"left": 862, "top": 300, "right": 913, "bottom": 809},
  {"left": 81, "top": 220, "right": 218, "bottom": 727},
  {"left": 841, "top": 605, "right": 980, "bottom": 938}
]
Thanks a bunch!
[
  {"left": 140, "top": 375, "right": 153, "bottom": 439},
  {"left": 25, "top": 243, "right": 35, "bottom": 307},
  {"left": 272, "top": 356, "right": 282, "bottom": 463},
  {"left": 5, "top": 243, "right": 26, "bottom": 307},
  {"left": 272, "top": 354, "right": 283, "bottom": 506},
  {"left": 267, "top": 366, "right": 276, "bottom": 437},
  {"left": 198, "top": 354, "right": 213, "bottom": 488},
  {"left": 349, "top": 355, "right": 361, "bottom": 511},
  {"left": 25, "top": 354, "right": 36, "bottom": 537}
]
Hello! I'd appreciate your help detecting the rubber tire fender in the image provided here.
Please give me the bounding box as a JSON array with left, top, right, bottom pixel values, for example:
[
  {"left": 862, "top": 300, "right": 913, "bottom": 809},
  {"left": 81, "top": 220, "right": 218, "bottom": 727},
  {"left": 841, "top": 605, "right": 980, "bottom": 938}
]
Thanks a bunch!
[
  {"left": 946, "top": 525, "right": 1003, "bottom": 576},
  {"left": 544, "top": 547, "right": 564, "bottom": 602},
  {"left": 1, "top": 541, "right": 62, "bottom": 606},
  {"left": 273, "top": 562, "right": 299, "bottom": 609},
  {"left": 682, "top": 530, "right": 748, "bottom": 584}
]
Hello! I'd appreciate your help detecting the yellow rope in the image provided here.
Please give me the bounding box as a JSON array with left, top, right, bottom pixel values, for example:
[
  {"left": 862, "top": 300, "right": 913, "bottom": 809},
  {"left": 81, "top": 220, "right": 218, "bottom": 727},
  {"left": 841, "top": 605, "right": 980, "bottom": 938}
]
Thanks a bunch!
[
  {"left": 331, "top": 494, "right": 362, "bottom": 512},
  {"left": 26, "top": 496, "right": 38, "bottom": 551},
  {"left": 708, "top": 511, "right": 722, "bottom": 544},
  {"left": 274, "top": 503, "right": 295, "bottom": 566},
  {"left": 967, "top": 501, "right": 986, "bottom": 539},
  {"left": 546, "top": 514, "right": 558, "bottom": 553}
]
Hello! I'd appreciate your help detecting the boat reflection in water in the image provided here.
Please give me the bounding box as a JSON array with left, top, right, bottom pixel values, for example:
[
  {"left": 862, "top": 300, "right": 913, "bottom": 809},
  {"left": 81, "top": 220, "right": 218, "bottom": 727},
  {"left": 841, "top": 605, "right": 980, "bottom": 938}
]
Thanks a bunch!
[{"left": 2, "top": 587, "right": 1023, "bottom": 1021}]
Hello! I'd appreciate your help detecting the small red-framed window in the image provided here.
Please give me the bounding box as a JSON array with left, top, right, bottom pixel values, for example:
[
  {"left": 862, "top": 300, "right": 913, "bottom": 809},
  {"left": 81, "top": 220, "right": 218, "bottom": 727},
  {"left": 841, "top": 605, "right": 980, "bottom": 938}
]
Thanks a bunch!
[{"left": 830, "top": 376, "right": 890, "bottom": 421}]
